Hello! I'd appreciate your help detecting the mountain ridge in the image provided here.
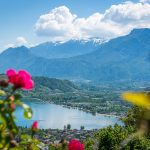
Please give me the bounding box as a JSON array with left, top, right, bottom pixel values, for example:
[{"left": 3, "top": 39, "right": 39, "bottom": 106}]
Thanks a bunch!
[
  {"left": 0, "top": 28, "right": 149, "bottom": 83},
  {"left": 30, "top": 39, "right": 103, "bottom": 59}
]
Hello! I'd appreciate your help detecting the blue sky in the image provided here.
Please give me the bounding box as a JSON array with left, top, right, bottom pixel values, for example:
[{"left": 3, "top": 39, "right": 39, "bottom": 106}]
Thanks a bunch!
[{"left": 0, "top": 0, "right": 149, "bottom": 52}]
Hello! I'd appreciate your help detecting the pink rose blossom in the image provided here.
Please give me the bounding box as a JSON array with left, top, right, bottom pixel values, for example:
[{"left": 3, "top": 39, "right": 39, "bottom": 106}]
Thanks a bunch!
[
  {"left": 68, "top": 139, "right": 84, "bottom": 150},
  {"left": 6, "top": 69, "right": 34, "bottom": 90}
]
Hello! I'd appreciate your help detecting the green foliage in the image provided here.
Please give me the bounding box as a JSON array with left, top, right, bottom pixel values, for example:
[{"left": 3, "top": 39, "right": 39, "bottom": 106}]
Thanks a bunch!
[
  {"left": 84, "top": 138, "right": 94, "bottom": 150},
  {"left": 22, "top": 104, "right": 33, "bottom": 119},
  {"left": 49, "top": 144, "right": 68, "bottom": 150},
  {"left": 80, "top": 126, "right": 85, "bottom": 130},
  {"left": 67, "top": 124, "right": 71, "bottom": 130},
  {"left": 85, "top": 105, "right": 150, "bottom": 150},
  {"left": 123, "top": 136, "right": 150, "bottom": 150},
  {"left": 0, "top": 76, "right": 41, "bottom": 149},
  {"left": 18, "top": 134, "right": 41, "bottom": 150},
  {"left": 84, "top": 124, "right": 135, "bottom": 150},
  {"left": 122, "top": 106, "right": 143, "bottom": 127},
  {"left": 95, "top": 124, "right": 134, "bottom": 150},
  {"left": 33, "top": 77, "right": 78, "bottom": 93}
]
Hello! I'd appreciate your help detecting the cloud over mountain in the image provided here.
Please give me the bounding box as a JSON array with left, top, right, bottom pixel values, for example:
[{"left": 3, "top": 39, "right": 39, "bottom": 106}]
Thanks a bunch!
[
  {"left": 35, "top": 6, "right": 77, "bottom": 41},
  {"left": 35, "top": 1, "right": 150, "bottom": 41},
  {"left": 4, "top": 37, "right": 32, "bottom": 49}
]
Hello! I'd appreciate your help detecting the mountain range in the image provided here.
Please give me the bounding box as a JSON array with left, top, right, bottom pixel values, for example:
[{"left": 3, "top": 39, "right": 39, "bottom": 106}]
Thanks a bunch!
[
  {"left": 0, "top": 28, "right": 149, "bottom": 83},
  {"left": 30, "top": 39, "right": 104, "bottom": 59}
]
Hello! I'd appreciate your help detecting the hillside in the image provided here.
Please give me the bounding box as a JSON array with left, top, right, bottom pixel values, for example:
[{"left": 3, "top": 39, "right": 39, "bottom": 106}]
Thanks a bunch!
[
  {"left": 32, "top": 76, "right": 78, "bottom": 92},
  {"left": 0, "top": 28, "right": 150, "bottom": 82}
]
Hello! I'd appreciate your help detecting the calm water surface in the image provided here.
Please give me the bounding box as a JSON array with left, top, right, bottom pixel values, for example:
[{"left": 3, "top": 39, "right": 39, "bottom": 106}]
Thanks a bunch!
[{"left": 15, "top": 101, "right": 123, "bottom": 130}]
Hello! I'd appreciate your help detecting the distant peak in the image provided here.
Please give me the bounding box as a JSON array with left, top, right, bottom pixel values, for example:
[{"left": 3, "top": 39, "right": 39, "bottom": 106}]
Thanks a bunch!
[
  {"left": 6, "top": 45, "right": 28, "bottom": 50},
  {"left": 1, "top": 46, "right": 29, "bottom": 55},
  {"left": 130, "top": 28, "right": 150, "bottom": 35},
  {"left": 35, "top": 38, "right": 106, "bottom": 48}
]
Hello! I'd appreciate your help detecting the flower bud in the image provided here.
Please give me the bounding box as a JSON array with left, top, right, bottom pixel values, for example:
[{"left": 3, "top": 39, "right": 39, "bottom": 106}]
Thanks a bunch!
[
  {"left": 32, "top": 121, "right": 38, "bottom": 130},
  {"left": 9, "top": 96, "right": 15, "bottom": 101}
]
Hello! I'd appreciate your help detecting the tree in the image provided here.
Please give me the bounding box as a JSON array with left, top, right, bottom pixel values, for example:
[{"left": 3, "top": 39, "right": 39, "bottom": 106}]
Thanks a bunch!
[
  {"left": 67, "top": 124, "right": 71, "bottom": 130},
  {"left": 85, "top": 124, "right": 134, "bottom": 150},
  {"left": 123, "top": 136, "right": 150, "bottom": 150},
  {"left": 121, "top": 106, "right": 143, "bottom": 127},
  {"left": 80, "top": 126, "right": 85, "bottom": 130},
  {"left": 64, "top": 125, "right": 67, "bottom": 131},
  {"left": 96, "top": 124, "right": 133, "bottom": 150}
]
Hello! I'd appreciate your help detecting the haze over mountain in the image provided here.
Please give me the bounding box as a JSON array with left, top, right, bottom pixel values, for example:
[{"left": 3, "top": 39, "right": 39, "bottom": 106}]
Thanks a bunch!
[{"left": 0, "top": 28, "right": 149, "bottom": 83}]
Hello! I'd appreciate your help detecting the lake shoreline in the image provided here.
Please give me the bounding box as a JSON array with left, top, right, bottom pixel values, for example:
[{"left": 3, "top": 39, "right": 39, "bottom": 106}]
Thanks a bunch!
[
  {"left": 23, "top": 97, "right": 122, "bottom": 118},
  {"left": 16, "top": 97, "right": 123, "bottom": 129}
]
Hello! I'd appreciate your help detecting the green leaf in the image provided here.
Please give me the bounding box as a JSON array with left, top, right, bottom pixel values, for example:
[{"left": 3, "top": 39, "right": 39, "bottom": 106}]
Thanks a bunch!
[
  {"left": 24, "top": 107, "right": 33, "bottom": 119},
  {"left": 0, "top": 115, "right": 6, "bottom": 124},
  {"left": 22, "top": 103, "right": 30, "bottom": 109},
  {"left": 15, "top": 100, "right": 23, "bottom": 106},
  {"left": 21, "top": 134, "right": 32, "bottom": 141},
  {"left": 22, "top": 103, "right": 33, "bottom": 119},
  {"left": 14, "top": 94, "right": 22, "bottom": 100}
]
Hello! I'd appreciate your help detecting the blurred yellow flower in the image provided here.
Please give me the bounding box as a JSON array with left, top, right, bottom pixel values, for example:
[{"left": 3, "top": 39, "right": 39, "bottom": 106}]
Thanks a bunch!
[
  {"left": 0, "top": 90, "right": 5, "bottom": 96},
  {"left": 122, "top": 92, "right": 150, "bottom": 108}
]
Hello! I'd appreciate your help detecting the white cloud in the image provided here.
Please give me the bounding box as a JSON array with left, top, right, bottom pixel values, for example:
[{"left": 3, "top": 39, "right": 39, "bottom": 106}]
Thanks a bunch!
[
  {"left": 103, "top": 1, "right": 150, "bottom": 24},
  {"left": 35, "top": 6, "right": 77, "bottom": 41},
  {"left": 35, "top": 2, "right": 150, "bottom": 41},
  {"left": 4, "top": 43, "right": 15, "bottom": 49},
  {"left": 4, "top": 37, "right": 30, "bottom": 49},
  {"left": 16, "top": 37, "right": 28, "bottom": 46}
]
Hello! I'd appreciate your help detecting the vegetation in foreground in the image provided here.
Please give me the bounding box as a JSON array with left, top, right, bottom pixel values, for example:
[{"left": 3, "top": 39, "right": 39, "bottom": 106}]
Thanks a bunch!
[{"left": 0, "top": 69, "right": 150, "bottom": 150}]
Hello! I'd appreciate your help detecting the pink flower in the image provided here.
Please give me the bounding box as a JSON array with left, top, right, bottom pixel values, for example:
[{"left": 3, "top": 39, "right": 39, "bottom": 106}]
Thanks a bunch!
[
  {"left": 6, "top": 69, "right": 34, "bottom": 90},
  {"left": 32, "top": 121, "right": 38, "bottom": 130},
  {"left": 68, "top": 139, "right": 84, "bottom": 150}
]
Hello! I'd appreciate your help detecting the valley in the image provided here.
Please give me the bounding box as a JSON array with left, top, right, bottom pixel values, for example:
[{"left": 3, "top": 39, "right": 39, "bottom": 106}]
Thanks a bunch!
[{"left": 21, "top": 77, "right": 149, "bottom": 116}]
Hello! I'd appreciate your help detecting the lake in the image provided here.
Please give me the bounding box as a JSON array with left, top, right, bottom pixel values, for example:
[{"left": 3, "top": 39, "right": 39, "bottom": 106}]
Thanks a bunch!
[{"left": 15, "top": 101, "right": 123, "bottom": 130}]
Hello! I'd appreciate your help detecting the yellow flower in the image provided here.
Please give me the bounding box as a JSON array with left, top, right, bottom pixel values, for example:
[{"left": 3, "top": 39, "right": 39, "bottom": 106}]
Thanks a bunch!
[
  {"left": 0, "top": 90, "right": 5, "bottom": 96},
  {"left": 122, "top": 92, "right": 150, "bottom": 108}
]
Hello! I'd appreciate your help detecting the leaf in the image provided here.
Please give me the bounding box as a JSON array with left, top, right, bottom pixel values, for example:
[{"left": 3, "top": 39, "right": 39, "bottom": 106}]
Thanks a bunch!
[
  {"left": 0, "top": 115, "right": 6, "bottom": 124},
  {"left": 24, "top": 108, "right": 33, "bottom": 119},
  {"left": 21, "top": 103, "right": 33, "bottom": 119},
  {"left": 22, "top": 103, "right": 30, "bottom": 109},
  {"left": 14, "top": 94, "right": 22, "bottom": 100},
  {"left": 15, "top": 100, "right": 23, "bottom": 106},
  {"left": 0, "top": 90, "right": 5, "bottom": 96}
]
